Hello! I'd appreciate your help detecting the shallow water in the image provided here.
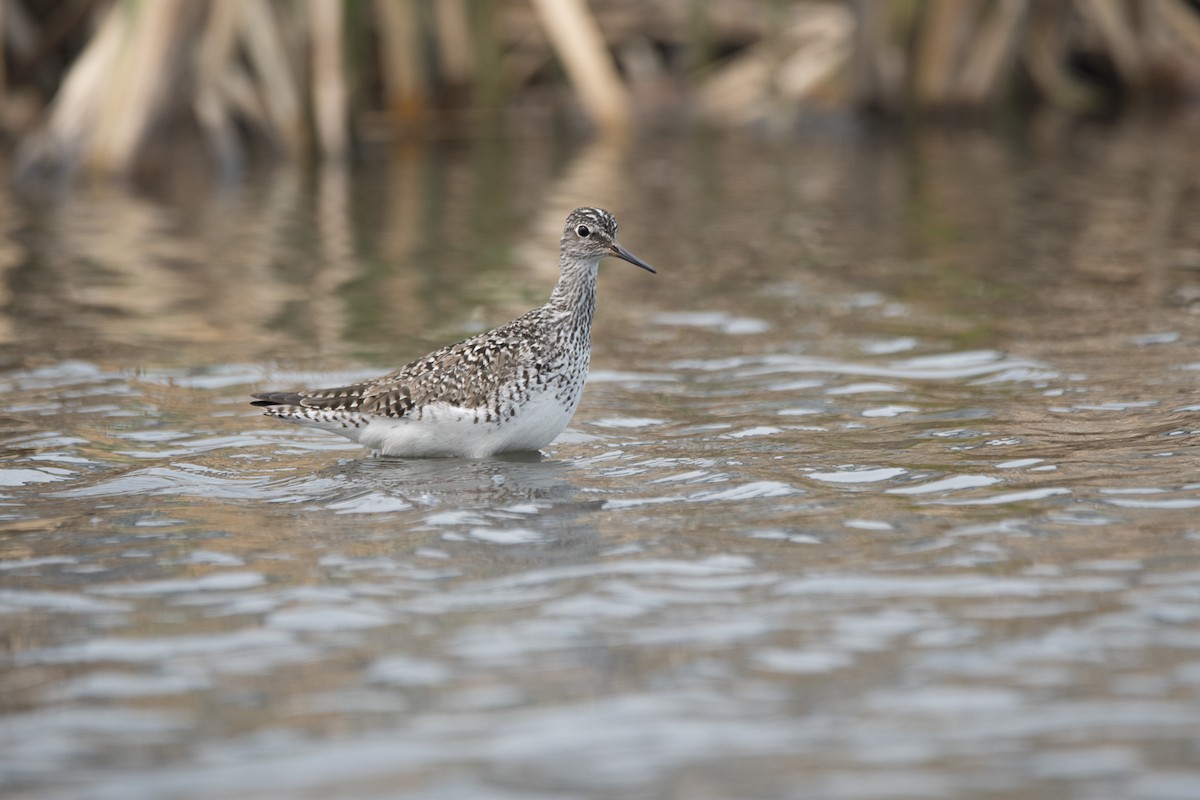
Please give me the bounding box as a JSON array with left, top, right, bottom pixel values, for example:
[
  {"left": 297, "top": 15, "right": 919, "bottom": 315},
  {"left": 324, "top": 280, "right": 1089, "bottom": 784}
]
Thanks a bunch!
[{"left": 3, "top": 119, "right": 1200, "bottom": 799}]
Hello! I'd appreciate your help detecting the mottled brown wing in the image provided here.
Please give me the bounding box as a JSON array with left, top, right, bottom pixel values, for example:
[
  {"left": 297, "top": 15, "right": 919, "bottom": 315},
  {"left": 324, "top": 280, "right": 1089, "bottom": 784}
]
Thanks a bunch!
[{"left": 358, "top": 331, "right": 528, "bottom": 418}]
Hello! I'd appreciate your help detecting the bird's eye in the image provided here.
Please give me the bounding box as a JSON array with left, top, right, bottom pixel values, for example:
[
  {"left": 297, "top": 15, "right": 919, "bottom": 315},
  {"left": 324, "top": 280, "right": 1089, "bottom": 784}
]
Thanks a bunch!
[{"left": 576, "top": 225, "right": 591, "bottom": 238}]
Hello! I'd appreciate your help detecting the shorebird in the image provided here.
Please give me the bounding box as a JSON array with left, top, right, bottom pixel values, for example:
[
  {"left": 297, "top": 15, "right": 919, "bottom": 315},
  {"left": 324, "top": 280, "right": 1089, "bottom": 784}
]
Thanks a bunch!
[{"left": 251, "top": 207, "right": 655, "bottom": 458}]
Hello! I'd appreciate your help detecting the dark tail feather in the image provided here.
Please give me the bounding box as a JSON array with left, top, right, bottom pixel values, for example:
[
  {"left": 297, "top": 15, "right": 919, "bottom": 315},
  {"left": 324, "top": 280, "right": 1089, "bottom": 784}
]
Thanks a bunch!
[{"left": 250, "top": 391, "right": 304, "bottom": 408}]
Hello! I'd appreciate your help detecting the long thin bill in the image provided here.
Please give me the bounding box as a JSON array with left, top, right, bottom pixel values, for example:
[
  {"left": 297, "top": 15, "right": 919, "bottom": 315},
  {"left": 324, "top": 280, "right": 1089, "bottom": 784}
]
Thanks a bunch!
[{"left": 609, "top": 241, "right": 656, "bottom": 273}]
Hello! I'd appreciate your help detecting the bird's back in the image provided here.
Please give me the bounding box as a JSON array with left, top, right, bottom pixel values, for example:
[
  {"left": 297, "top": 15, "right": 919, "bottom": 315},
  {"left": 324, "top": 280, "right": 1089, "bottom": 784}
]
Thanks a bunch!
[{"left": 250, "top": 304, "right": 588, "bottom": 455}]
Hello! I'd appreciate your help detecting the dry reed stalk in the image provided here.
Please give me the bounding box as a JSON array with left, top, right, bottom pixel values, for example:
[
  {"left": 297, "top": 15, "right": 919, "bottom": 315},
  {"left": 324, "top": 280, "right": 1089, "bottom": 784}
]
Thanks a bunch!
[
  {"left": 684, "top": 0, "right": 713, "bottom": 75},
  {"left": 0, "top": 0, "right": 6, "bottom": 98},
  {"left": 309, "top": 0, "right": 349, "bottom": 159},
  {"left": 1153, "top": 0, "right": 1200, "bottom": 53},
  {"left": 18, "top": 8, "right": 120, "bottom": 172},
  {"left": 238, "top": 0, "right": 304, "bottom": 155},
  {"left": 194, "top": 0, "right": 244, "bottom": 172},
  {"left": 776, "top": 7, "right": 854, "bottom": 99},
  {"left": 958, "top": 0, "right": 1028, "bottom": 104},
  {"left": 96, "top": 1, "right": 194, "bottom": 170},
  {"left": 1143, "top": 1, "right": 1200, "bottom": 99},
  {"left": 1139, "top": 0, "right": 1175, "bottom": 62},
  {"left": 1079, "top": 0, "right": 1143, "bottom": 86},
  {"left": 849, "top": 0, "right": 903, "bottom": 112},
  {"left": 435, "top": 0, "right": 475, "bottom": 87},
  {"left": 20, "top": 0, "right": 195, "bottom": 174},
  {"left": 697, "top": 4, "right": 852, "bottom": 125},
  {"left": 529, "top": 0, "right": 631, "bottom": 132},
  {"left": 1025, "top": 0, "right": 1103, "bottom": 110},
  {"left": 375, "top": 0, "right": 427, "bottom": 124},
  {"left": 468, "top": 0, "right": 508, "bottom": 114},
  {"left": 1, "top": 0, "right": 36, "bottom": 69},
  {"left": 914, "top": 0, "right": 975, "bottom": 106}
]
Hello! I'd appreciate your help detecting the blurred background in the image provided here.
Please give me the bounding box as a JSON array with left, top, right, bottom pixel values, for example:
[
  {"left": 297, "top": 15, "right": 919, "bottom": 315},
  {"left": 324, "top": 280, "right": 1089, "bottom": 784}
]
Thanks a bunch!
[{"left": 3, "top": 0, "right": 1200, "bottom": 176}]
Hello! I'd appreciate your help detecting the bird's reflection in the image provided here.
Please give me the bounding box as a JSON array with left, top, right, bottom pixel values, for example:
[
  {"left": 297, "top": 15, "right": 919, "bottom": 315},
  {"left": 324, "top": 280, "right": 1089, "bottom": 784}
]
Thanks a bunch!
[
  {"left": 321, "top": 452, "right": 596, "bottom": 513},
  {"left": 310, "top": 453, "right": 606, "bottom": 564}
]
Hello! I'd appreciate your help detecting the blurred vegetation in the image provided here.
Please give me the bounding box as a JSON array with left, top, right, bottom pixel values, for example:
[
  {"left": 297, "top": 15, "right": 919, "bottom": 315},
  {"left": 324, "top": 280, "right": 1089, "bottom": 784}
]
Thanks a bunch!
[{"left": 1, "top": 0, "right": 1199, "bottom": 177}]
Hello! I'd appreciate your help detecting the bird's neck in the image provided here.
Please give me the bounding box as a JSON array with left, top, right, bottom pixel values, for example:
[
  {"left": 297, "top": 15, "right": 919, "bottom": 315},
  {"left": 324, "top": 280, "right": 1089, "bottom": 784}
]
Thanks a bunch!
[{"left": 548, "top": 258, "right": 599, "bottom": 331}]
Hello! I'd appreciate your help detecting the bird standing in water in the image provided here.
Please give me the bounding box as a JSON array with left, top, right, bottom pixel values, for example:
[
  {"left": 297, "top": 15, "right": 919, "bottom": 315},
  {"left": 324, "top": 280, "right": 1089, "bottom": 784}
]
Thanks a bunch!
[{"left": 251, "top": 207, "right": 655, "bottom": 458}]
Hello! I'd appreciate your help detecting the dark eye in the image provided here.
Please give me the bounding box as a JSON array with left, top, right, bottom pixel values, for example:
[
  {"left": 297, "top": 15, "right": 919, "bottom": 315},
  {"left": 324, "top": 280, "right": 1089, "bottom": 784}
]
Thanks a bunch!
[{"left": 576, "top": 225, "right": 591, "bottom": 238}]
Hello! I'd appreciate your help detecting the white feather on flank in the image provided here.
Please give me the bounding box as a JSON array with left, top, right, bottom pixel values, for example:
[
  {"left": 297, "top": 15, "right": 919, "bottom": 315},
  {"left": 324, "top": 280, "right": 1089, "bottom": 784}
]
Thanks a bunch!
[{"left": 361, "top": 389, "right": 584, "bottom": 458}]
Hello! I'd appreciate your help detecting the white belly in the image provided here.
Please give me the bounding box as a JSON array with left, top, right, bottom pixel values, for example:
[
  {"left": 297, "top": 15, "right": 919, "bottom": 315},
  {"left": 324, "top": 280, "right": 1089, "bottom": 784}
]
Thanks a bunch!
[{"left": 354, "top": 387, "right": 582, "bottom": 458}]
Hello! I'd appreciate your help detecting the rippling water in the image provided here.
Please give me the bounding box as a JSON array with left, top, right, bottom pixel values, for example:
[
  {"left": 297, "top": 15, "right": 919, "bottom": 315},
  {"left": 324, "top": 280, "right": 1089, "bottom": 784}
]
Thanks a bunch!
[{"left": 3, "top": 121, "right": 1200, "bottom": 799}]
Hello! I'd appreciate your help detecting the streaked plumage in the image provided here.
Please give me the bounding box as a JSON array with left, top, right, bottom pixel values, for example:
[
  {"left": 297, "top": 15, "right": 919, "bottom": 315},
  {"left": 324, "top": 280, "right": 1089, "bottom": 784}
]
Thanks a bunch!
[{"left": 251, "top": 207, "right": 655, "bottom": 458}]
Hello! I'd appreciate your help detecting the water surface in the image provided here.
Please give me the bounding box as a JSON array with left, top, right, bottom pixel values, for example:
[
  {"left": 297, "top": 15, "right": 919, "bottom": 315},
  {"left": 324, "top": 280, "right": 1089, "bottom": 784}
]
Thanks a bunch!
[{"left": 2, "top": 121, "right": 1200, "bottom": 799}]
